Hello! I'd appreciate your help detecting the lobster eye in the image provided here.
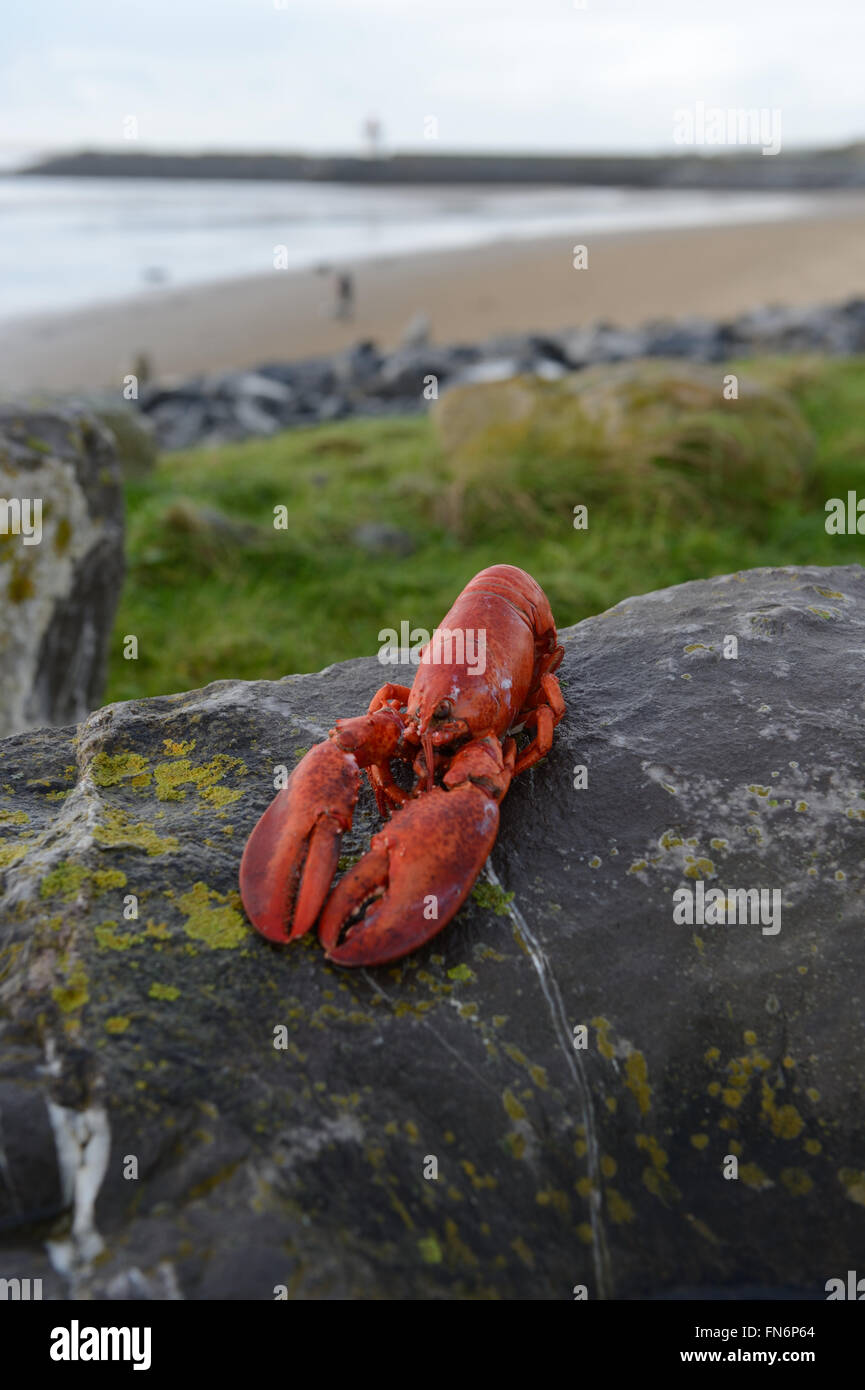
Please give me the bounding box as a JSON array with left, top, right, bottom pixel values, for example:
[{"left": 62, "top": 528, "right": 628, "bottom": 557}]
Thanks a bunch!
[{"left": 434, "top": 700, "right": 452, "bottom": 720}]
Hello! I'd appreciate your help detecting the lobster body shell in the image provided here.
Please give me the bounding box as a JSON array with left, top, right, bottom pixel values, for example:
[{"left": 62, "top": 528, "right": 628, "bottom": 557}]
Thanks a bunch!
[{"left": 406, "top": 564, "right": 561, "bottom": 745}]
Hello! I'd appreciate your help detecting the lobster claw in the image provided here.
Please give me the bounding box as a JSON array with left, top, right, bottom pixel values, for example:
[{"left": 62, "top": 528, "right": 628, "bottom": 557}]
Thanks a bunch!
[
  {"left": 239, "top": 740, "right": 362, "bottom": 943},
  {"left": 319, "top": 784, "right": 500, "bottom": 966}
]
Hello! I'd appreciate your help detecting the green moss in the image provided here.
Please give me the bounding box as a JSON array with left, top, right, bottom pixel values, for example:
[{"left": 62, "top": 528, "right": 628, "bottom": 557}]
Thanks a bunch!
[
  {"left": 447, "top": 963, "right": 474, "bottom": 983},
  {"left": 178, "top": 881, "right": 248, "bottom": 949},
  {"left": 471, "top": 882, "right": 514, "bottom": 916}
]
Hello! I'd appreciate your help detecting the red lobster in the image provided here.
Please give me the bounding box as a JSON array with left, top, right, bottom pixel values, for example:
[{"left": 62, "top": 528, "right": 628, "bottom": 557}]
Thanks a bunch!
[{"left": 239, "top": 565, "right": 565, "bottom": 966}]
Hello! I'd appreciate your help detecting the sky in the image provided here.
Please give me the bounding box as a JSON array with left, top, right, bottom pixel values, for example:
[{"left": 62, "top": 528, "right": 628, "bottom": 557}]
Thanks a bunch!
[{"left": 1, "top": 0, "right": 864, "bottom": 164}]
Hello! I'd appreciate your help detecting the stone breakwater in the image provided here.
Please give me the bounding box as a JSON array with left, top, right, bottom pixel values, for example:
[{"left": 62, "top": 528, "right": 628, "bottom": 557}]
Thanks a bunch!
[{"left": 132, "top": 296, "right": 865, "bottom": 451}]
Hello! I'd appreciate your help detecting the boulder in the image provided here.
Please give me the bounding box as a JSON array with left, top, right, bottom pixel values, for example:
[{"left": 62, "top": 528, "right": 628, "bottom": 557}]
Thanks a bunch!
[
  {"left": 0, "top": 405, "right": 124, "bottom": 740},
  {"left": 431, "top": 362, "right": 814, "bottom": 540},
  {"left": 1, "top": 564, "right": 864, "bottom": 1299}
]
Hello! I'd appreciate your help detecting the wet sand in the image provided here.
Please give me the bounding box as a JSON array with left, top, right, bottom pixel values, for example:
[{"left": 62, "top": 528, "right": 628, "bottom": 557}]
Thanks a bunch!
[{"left": 1, "top": 197, "right": 864, "bottom": 391}]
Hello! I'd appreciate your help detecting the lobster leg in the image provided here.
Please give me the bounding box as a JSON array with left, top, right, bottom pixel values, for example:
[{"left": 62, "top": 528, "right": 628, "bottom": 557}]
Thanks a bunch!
[
  {"left": 514, "top": 673, "right": 566, "bottom": 775},
  {"left": 319, "top": 734, "right": 515, "bottom": 966},
  {"left": 239, "top": 708, "right": 404, "bottom": 944},
  {"left": 365, "top": 683, "right": 414, "bottom": 816}
]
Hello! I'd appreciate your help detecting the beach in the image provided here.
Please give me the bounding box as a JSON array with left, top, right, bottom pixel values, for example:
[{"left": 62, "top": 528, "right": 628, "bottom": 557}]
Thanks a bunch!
[{"left": 2, "top": 194, "right": 865, "bottom": 392}]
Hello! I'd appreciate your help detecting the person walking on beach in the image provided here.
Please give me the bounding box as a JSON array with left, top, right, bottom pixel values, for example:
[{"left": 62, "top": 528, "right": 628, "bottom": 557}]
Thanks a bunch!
[{"left": 334, "top": 272, "right": 354, "bottom": 321}]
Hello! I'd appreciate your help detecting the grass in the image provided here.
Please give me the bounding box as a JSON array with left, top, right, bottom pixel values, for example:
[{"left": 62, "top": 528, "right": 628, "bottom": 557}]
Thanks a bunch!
[{"left": 106, "top": 355, "right": 865, "bottom": 704}]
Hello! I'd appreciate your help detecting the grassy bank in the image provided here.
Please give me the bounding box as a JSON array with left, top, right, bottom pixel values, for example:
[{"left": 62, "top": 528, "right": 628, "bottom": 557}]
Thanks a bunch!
[{"left": 107, "top": 356, "right": 865, "bottom": 704}]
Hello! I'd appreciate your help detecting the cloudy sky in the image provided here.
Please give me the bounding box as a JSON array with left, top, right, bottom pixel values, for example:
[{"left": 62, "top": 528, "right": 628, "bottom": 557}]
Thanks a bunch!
[{"left": 1, "top": 0, "right": 863, "bottom": 162}]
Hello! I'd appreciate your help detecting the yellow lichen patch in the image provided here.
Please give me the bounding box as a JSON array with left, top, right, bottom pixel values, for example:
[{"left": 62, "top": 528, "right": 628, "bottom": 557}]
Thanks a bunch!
[
  {"left": 105, "top": 1016, "right": 130, "bottom": 1034},
  {"left": 417, "top": 1235, "right": 442, "bottom": 1264},
  {"left": 605, "top": 1097, "right": 617, "bottom": 1114},
  {"left": 94, "top": 922, "right": 135, "bottom": 951},
  {"left": 93, "top": 868, "right": 127, "bottom": 894},
  {"left": 625, "top": 1050, "right": 651, "bottom": 1114},
  {"left": 628, "top": 860, "right": 648, "bottom": 874},
  {"left": 154, "top": 754, "right": 246, "bottom": 804},
  {"left": 575, "top": 1176, "right": 594, "bottom": 1198},
  {"left": 761, "top": 1080, "right": 803, "bottom": 1139},
  {"left": 502, "top": 1089, "right": 526, "bottom": 1121},
  {"left": 93, "top": 809, "right": 178, "bottom": 856},
  {"left": 178, "top": 882, "right": 248, "bottom": 949},
  {"left": 600, "top": 1155, "right": 617, "bottom": 1178},
  {"left": 0, "top": 809, "right": 29, "bottom": 826},
  {"left": 461, "top": 1161, "right": 496, "bottom": 1191},
  {"left": 591, "top": 1016, "right": 615, "bottom": 1060},
  {"left": 40, "top": 861, "right": 89, "bottom": 900},
  {"left": 510, "top": 1237, "right": 534, "bottom": 1269},
  {"left": 606, "top": 1189, "right": 635, "bottom": 1224},
  {"left": 577, "top": 1223, "right": 593, "bottom": 1245},
  {"left": 659, "top": 830, "right": 682, "bottom": 850},
  {"left": 685, "top": 1214, "right": 721, "bottom": 1245},
  {"left": 0, "top": 842, "right": 27, "bottom": 868},
  {"left": 781, "top": 1168, "right": 813, "bottom": 1196},
  {"left": 163, "top": 739, "right": 195, "bottom": 757},
  {"left": 739, "top": 1163, "right": 772, "bottom": 1190},
  {"left": 743, "top": 1029, "right": 757, "bottom": 1046},
  {"left": 684, "top": 857, "right": 715, "bottom": 879},
  {"left": 91, "top": 752, "right": 151, "bottom": 788},
  {"left": 838, "top": 1169, "right": 865, "bottom": 1207},
  {"left": 149, "top": 983, "right": 181, "bottom": 1001},
  {"left": 52, "top": 960, "right": 89, "bottom": 1014},
  {"left": 444, "top": 1218, "right": 476, "bottom": 1266},
  {"left": 707, "top": 1081, "right": 721, "bottom": 1097},
  {"left": 637, "top": 1133, "right": 679, "bottom": 1202},
  {"left": 574, "top": 1138, "right": 587, "bottom": 1158},
  {"left": 704, "top": 1047, "right": 720, "bottom": 1063},
  {"left": 505, "top": 1132, "right": 526, "bottom": 1159},
  {"left": 690, "top": 1134, "right": 709, "bottom": 1150},
  {"left": 803, "top": 1138, "right": 822, "bottom": 1156},
  {"left": 536, "top": 1188, "right": 570, "bottom": 1215}
]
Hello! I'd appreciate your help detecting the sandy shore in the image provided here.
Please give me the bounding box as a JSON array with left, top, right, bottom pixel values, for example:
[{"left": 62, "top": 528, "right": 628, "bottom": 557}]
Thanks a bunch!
[{"left": 2, "top": 197, "right": 865, "bottom": 392}]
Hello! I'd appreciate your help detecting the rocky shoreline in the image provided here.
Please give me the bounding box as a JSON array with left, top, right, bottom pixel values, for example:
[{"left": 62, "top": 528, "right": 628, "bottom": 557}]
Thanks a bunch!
[{"left": 131, "top": 296, "right": 865, "bottom": 451}]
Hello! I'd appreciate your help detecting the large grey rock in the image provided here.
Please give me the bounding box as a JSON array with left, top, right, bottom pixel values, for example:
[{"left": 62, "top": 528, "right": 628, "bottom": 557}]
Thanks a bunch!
[
  {"left": 1, "top": 564, "right": 863, "bottom": 1300},
  {"left": 0, "top": 405, "right": 125, "bottom": 740}
]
